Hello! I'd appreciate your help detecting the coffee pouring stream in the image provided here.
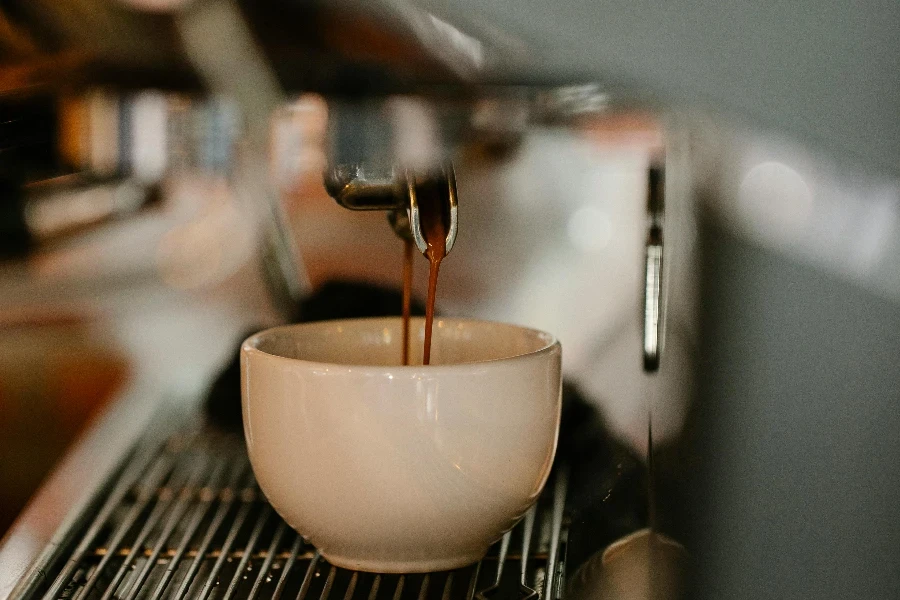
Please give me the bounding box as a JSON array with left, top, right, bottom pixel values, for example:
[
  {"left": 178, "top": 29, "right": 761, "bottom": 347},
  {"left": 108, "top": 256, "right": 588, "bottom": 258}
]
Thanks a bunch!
[
  {"left": 326, "top": 164, "right": 459, "bottom": 365},
  {"left": 327, "top": 158, "right": 668, "bottom": 371}
]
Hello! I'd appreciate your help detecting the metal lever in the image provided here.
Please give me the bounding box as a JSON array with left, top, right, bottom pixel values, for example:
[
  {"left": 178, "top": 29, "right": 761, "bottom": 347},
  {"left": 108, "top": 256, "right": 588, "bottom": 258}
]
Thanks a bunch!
[
  {"left": 518, "top": 505, "right": 539, "bottom": 600},
  {"left": 642, "top": 163, "right": 665, "bottom": 372}
]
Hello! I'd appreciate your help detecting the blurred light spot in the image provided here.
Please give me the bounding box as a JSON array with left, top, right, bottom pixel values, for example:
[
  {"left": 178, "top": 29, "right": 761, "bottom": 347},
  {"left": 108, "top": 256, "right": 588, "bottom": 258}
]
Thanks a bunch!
[
  {"left": 851, "top": 194, "right": 898, "bottom": 271},
  {"left": 273, "top": 95, "right": 328, "bottom": 190},
  {"left": 428, "top": 14, "right": 485, "bottom": 69},
  {"left": 739, "top": 161, "right": 813, "bottom": 234},
  {"left": 388, "top": 97, "right": 440, "bottom": 171},
  {"left": 120, "top": 0, "right": 195, "bottom": 12},
  {"left": 567, "top": 206, "right": 612, "bottom": 253},
  {"left": 156, "top": 195, "right": 251, "bottom": 289},
  {"left": 87, "top": 90, "right": 119, "bottom": 177},
  {"left": 545, "top": 84, "right": 610, "bottom": 116}
]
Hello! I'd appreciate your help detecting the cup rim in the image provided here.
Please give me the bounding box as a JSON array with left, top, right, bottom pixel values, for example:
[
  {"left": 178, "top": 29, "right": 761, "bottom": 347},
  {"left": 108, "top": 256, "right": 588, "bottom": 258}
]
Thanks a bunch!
[{"left": 241, "top": 316, "right": 560, "bottom": 371}]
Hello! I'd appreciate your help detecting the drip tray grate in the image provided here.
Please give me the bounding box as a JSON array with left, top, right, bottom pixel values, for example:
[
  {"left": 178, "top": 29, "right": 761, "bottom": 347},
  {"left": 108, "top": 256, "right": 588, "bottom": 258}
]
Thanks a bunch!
[{"left": 37, "top": 427, "right": 569, "bottom": 600}]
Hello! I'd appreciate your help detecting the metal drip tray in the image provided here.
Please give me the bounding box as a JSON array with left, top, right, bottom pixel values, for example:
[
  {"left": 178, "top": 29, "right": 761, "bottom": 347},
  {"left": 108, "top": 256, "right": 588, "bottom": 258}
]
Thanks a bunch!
[{"left": 30, "top": 427, "right": 569, "bottom": 600}]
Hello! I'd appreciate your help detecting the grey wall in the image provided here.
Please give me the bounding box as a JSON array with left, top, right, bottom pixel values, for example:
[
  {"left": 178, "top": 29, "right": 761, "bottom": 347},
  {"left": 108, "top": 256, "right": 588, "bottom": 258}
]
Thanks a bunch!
[
  {"left": 688, "top": 221, "right": 900, "bottom": 598},
  {"left": 420, "top": 0, "right": 900, "bottom": 178}
]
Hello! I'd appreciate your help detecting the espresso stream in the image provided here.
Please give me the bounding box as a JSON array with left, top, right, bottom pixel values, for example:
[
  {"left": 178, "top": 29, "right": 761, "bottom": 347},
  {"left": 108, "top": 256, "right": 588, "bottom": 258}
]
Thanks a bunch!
[{"left": 401, "top": 179, "right": 449, "bottom": 366}]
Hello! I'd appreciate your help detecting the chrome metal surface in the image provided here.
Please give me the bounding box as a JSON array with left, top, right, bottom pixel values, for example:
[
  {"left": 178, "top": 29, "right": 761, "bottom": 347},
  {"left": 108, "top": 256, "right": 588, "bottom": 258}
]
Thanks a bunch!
[
  {"left": 326, "top": 166, "right": 404, "bottom": 212},
  {"left": 0, "top": 388, "right": 192, "bottom": 600},
  {"left": 474, "top": 533, "right": 510, "bottom": 600},
  {"left": 517, "top": 508, "right": 537, "bottom": 600},
  {"left": 14, "top": 426, "right": 568, "bottom": 600},
  {"left": 327, "top": 164, "right": 459, "bottom": 256},
  {"left": 643, "top": 245, "right": 663, "bottom": 371},
  {"left": 642, "top": 164, "right": 665, "bottom": 372},
  {"left": 407, "top": 165, "right": 459, "bottom": 255},
  {"left": 543, "top": 470, "right": 568, "bottom": 600}
]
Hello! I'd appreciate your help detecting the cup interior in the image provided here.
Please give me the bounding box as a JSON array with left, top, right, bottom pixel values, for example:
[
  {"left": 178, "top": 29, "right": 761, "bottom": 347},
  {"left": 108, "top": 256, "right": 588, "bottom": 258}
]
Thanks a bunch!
[{"left": 245, "top": 317, "right": 556, "bottom": 367}]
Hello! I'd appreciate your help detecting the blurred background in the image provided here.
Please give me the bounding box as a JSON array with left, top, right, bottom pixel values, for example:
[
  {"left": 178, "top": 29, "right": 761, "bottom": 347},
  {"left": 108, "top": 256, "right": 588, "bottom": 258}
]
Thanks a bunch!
[
  {"left": 0, "top": 90, "right": 672, "bottom": 535},
  {"left": 0, "top": 0, "right": 899, "bottom": 598}
]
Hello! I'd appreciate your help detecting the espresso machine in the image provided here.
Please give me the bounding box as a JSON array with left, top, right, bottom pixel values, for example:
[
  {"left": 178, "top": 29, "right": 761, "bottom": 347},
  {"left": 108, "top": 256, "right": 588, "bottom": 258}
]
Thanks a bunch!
[{"left": 1, "top": 1, "right": 899, "bottom": 599}]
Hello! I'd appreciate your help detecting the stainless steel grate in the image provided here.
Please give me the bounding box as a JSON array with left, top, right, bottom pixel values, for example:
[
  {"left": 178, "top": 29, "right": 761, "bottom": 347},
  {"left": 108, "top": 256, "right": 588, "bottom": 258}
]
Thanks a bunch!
[{"left": 36, "top": 427, "right": 569, "bottom": 600}]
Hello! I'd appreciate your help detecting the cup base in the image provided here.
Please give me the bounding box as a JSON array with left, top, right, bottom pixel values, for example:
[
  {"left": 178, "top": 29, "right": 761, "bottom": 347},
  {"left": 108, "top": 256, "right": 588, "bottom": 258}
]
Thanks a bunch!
[{"left": 319, "top": 548, "right": 488, "bottom": 574}]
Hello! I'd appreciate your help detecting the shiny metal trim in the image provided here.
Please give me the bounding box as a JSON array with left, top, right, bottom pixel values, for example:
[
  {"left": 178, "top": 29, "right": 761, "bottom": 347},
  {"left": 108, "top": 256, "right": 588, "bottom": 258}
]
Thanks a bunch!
[
  {"left": 169, "top": 460, "right": 252, "bottom": 600},
  {"left": 194, "top": 488, "right": 257, "bottom": 600},
  {"left": 474, "top": 532, "right": 510, "bottom": 600},
  {"left": 98, "top": 452, "right": 211, "bottom": 600},
  {"left": 145, "top": 460, "right": 237, "bottom": 600},
  {"left": 544, "top": 468, "right": 568, "bottom": 600},
  {"left": 12, "top": 424, "right": 567, "bottom": 600},
  {"left": 248, "top": 521, "right": 289, "bottom": 600},
  {"left": 58, "top": 454, "right": 177, "bottom": 600},
  {"left": 642, "top": 164, "right": 666, "bottom": 372},
  {"left": 221, "top": 505, "right": 272, "bottom": 600},
  {"left": 272, "top": 534, "right": 304, "bottom": 600},
  {"left": 643, "top": 244, "right": 663, "bottom": 371},
  {"left": 407, "top": 164, "right": 459, "bottom": 255},
  {"left": 519, "top": 506, "right": 538, "bottom": 600},
  {"left": 325, "top": 166, "right": 402, "bottom": 212},
  {"left": 0, "top": 388, "right": 190, "bottom": 600},
  {"left": 298, "top": 551, "right": 322, "bottom": 600}
]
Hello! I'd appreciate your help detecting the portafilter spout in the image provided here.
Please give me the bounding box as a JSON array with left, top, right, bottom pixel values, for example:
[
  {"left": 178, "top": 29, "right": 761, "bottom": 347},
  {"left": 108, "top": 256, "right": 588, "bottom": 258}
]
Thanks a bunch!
[
  {"left": 325, "top": 163, "right": 459, "bottom": 257},
  {"left": 324, "top": 97, "right": 458, "bottom": 256}
]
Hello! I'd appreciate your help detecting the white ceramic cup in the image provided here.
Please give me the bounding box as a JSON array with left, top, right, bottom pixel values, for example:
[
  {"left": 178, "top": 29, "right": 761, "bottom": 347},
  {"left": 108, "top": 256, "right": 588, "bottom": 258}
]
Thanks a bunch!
[{"left": 241, "top": 316, "right": 562, "bottom": 573}]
